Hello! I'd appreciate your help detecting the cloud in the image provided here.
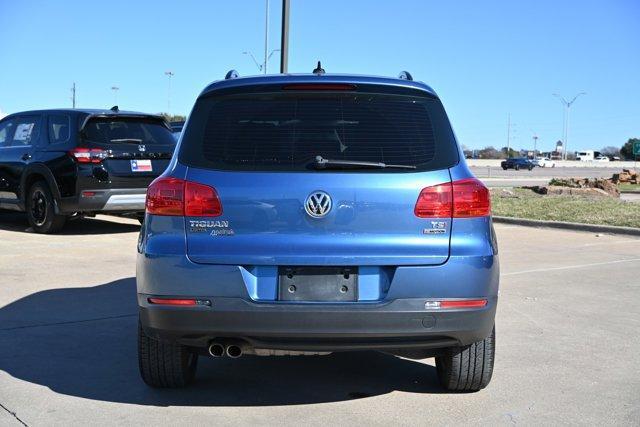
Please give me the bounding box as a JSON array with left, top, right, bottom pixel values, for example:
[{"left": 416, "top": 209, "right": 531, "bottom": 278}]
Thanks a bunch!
[{"left": 0, "top": 109, "right": 6, "bottom": 119}]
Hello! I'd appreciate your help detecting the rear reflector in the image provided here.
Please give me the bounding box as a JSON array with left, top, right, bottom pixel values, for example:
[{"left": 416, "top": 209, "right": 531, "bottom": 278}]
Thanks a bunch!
[
  {"left": 414, "top": 178, "right": 490, "bottom": 218},
  {"left": 425, "top": 299, "right": 488, "bottom": 309},
  {"left": 282, "top": 83, "right": 356, "bottom": 91},
  {"left": 148, "top": 298, "right": 197, "bottom": 306},
  {"left": 148, "top": 298, "right": 212, "bottom": 306},
  {"left": 146, "top": 177, "right": 223, "bottom": 217}
]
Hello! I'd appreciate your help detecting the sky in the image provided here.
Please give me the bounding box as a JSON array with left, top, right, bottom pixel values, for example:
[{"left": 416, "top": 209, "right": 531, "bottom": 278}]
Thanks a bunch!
[{"left": 0, "top": 0, "right": 638, "bottom": 152}]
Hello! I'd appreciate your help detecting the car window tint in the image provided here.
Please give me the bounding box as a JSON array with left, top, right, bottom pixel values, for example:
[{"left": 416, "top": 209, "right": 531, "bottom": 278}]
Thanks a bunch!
[
  {"left": 49, "top": 114, "right": 71, "bottom": 144},
  {"left": 181, "top": 92, "right": 459, "bottom": 172},
  {"left": 82, "top": 118, "right": 175, "bottom": 146},
  {"left": 0, "top": 118, "right": 16, "bottom": 147},
  {"left": 11, "top": 115, "right": 41, "bottom": 146}
]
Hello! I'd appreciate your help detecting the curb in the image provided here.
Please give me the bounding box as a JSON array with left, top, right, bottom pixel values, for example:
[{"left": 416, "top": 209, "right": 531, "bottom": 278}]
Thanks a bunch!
[{"left": 492, "top": 216, "right": 640, "bottom": 236}]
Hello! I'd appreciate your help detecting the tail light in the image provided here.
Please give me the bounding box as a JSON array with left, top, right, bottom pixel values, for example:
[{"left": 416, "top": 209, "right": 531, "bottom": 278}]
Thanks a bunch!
[
  {"left": 69, "top": 148, "right": 106, "bottom": 163},
  {"left": 451, "top": 178, "right": 491, "bottom": 217},
  {"left": 414, "top": 182, "right": 452, "bottom": 217},
  {"left": 415, "top": 178, "right": 490, "bottom": 218},
  {"left": 146, "top": 177, "right": 222, "bottom": 217}
]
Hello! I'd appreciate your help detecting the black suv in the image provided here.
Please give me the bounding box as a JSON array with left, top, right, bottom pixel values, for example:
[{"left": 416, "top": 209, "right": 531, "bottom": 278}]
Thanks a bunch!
[
  {"left": 500, "top": 157, "right": 534, "bottom": 171},
  {"left": 0, "top": 108, "right": 175, "bottom": 233}
]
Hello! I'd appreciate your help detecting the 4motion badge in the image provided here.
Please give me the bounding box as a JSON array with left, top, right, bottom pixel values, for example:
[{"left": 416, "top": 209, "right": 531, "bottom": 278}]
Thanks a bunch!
[{"left": 423, "top": 221, "right": 447, "bottom": 234}]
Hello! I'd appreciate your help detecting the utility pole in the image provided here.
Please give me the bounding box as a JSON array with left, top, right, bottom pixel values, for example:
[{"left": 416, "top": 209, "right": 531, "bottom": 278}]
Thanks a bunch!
[
  {"left": 506, "top": 113, "right": 511, "bottom": 158},
  {"left": 165, "top": 71, "right": 174, "bottom": 116},
  {"left": 280, "top": 0, "right": 290, "bottom": 73},
  {"left": 111, "top": 86, "right": 119, "bottom": 105},
  {"left": 71, "top": 82, "right": 76, "bottom": 108},
  {"left": 263, "top": 0, "right": 269, "bottom": 74},
  {"left": 553, "top": 92, "right": 586, "bottom": 160}
]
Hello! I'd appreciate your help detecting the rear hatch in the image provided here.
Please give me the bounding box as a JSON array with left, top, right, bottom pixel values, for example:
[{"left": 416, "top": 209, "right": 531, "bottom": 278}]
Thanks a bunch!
[
  {"left": 80, "top": 115, "right": 175, "bottom": 187},
  {"left": 179, "top": 84, "right": 460, "bottom": 266}
]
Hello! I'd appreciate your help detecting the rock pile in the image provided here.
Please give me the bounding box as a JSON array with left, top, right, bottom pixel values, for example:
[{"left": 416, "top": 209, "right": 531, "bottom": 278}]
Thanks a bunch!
[
  {"left": 612, "top": 169, "right": 639, "bottom": 185},
  {"left": 546, "top": 177, "right": 620, "bottom": 198}
]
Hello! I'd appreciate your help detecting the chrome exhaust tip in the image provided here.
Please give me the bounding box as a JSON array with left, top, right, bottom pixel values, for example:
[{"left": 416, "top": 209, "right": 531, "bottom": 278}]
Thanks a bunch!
[
  {"left": 225, "top": 344, "right": 243, "bottom": 358},
  {"left": 208, "top": 342, "right": 225, "bottom": 357}
]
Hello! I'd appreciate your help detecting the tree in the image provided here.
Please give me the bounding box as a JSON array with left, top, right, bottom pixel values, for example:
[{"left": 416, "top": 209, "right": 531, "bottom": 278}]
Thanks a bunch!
[
  {"left": 157, "top": 113, "right": 186, "bottom": 122},
  {"left": 600, "top": 146, "right": 620, "bottom": 158},
  {"left": 478, "top": 146, "right": 501, "bottom": 159},
  {"left": 500, "top": 146, "right": 519, "bottom": 158},
  {"left": 620, "top": 138, "right": 640, "bottom": 160}
]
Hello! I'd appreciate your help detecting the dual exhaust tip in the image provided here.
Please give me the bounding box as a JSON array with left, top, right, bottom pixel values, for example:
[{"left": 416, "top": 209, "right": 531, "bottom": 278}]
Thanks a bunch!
[{"left": 208, "top": 342, "right": 243, "bottom": 358}]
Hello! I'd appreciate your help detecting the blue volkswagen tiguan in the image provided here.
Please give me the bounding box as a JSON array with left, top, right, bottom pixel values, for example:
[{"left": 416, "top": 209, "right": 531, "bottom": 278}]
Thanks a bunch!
[{"left": 137, "top": 70, "right": 499, "bottom": 391}]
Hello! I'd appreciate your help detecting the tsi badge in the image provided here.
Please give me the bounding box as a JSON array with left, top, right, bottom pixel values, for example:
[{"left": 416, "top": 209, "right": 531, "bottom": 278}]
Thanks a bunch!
[
  {"left": 423, "top": 221, "right": 447, "bottom": 235},
  {"left": 189, "top": 220, "right": 235, "bottom": 236}
]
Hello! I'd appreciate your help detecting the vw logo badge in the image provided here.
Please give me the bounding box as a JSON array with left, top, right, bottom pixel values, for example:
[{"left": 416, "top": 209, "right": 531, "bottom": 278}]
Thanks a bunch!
[
  {"left": 305, "top": 191, "right": 332, "bottom": 218},
  {"left": 138, "top": 144, "right": 146, "bottom": 152}
]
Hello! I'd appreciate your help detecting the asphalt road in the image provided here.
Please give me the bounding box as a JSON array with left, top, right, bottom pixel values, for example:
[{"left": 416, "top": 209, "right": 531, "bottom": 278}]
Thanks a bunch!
[
  {"left": 471, "top": 166, "right": 625, "bottom": 179},
  {"left": 0, "top": 212, "right": 638, "bottom": 426},
  {"left": 472, "top": 166, "right": 628, "bottom": 188}
]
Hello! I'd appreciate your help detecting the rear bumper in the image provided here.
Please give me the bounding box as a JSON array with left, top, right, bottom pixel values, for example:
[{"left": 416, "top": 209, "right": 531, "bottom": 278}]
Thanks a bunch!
[
  {"left": 59, "top": 188, "right": 146, "bottom": 213},
  {"left": 139, "top": 295, "right": 497, "bottom": 350}
]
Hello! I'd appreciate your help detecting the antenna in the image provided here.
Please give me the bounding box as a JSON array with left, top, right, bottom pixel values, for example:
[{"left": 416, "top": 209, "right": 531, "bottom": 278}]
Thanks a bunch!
[
  {"left": 225, "top": 70, "right": 239, "bottom": 79},
  {"left": 110, "top": 105, "right": 119, "bottom": 112},
  {"left": 398, "top": 71, "right": 413, "bottom": 81},
  {"left": 312, "top": 61, "right": 325, "bottom": 75}
]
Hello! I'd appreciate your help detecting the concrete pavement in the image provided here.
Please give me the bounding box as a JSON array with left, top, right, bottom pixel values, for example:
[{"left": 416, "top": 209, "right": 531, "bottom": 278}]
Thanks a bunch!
[{"left": 0, "top": 212, "right": 638, "bottom": 426}]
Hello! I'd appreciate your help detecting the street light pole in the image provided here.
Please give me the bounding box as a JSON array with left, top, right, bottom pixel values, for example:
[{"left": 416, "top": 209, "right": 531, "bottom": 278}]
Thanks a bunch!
[
  {"left": 553, "top": 92, "right": 586, "bottom": 160},
  {"left": 264, "top": 0, "right": 269, "bottom": 74},
  {"left": 280, "top": 0, "right": 290, "bottom": 73},
  {"left": 71, "top": 82, "right": 76, "bottom": 108},
  {"left": 165, "top": 71, "right": 174, "bottom": 116},
  {"left": 506, "top": 113, "right": 511, "bottom": 158}
]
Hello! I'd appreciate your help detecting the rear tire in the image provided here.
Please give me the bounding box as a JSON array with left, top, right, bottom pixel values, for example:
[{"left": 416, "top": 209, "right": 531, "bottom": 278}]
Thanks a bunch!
[
  {"left": 436, "top": 327, "right": 495, "bottom": 392},
  {"left": 26, "top": 181, "right": 67, "bottom": 234},
  {"left": 138, "top": 320, "right": 198, "bottom": 388}
]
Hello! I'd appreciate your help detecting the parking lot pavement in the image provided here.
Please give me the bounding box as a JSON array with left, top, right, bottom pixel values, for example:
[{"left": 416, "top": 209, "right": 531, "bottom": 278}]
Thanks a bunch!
[{"left": 0, "top": 212, "right": 638, "bottom": 426}]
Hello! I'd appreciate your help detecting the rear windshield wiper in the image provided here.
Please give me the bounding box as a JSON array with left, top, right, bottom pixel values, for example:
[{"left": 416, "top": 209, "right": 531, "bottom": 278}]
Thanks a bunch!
[
  {"left": 109, "top": 138, "right": 143, "bottom": 143},
  {"left": 312, "top": 155, "right": 417, "bottom": 170}
]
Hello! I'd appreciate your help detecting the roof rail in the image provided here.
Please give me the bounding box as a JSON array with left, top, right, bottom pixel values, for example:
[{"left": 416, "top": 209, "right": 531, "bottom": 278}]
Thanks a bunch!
[
  {"left": 398, "top": 71, "right": 413, "bottom": 81},
  {"left": 225, "top": 70, "right": 239, "bottom": 80}
]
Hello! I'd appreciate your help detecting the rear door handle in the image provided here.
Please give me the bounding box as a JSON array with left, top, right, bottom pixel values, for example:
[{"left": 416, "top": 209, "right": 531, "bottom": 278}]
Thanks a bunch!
[{"left": 21, "top": 153, "right": 32, "bottom": 161}]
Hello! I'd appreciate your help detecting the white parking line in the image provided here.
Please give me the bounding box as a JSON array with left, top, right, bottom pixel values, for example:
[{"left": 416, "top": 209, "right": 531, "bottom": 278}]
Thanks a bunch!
[{"left": 503, "top": 258, "right": 640, "bottom": 276}]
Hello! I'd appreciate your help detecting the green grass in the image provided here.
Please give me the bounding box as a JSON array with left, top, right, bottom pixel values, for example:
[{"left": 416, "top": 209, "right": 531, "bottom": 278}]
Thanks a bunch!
[
  {"left": 491, "top": 188, "right": 640, "bottom": 228},
  {"left": 618, "top": 183, "right": 640, "bottom": 193}
]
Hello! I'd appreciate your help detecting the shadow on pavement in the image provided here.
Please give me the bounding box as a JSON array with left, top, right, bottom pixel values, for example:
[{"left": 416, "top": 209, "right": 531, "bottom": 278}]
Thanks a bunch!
[
  {"left": 0, "top": 211, "right": 139, "bottom": 235},
  {"left": 0, "top": 278, "right": 445, "bottom": 406}
]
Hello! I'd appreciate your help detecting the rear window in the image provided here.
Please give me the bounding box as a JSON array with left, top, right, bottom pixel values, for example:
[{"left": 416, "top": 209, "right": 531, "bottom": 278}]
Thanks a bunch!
[
  {"left": 82, "top": 118, "right": 175, "bottom": 146},
  {"left": 180, "top": 91, "right": 459, "bottom": 172}
]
